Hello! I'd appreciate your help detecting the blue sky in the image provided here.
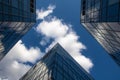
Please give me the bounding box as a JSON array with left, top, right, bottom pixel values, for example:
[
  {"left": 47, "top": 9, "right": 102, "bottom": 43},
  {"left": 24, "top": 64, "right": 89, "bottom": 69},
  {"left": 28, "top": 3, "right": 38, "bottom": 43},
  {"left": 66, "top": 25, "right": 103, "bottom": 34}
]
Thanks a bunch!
[{"left": 0, "top": 0, "right": 120, "bottom": 80}]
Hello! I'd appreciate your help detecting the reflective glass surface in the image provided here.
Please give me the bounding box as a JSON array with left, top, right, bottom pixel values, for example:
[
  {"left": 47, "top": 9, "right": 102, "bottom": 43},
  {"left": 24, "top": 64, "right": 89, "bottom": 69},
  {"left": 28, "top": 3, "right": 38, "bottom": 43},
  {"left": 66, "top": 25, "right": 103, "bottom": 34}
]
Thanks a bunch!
[
  {"left": 0, "top": 0, "right": 36, "bottom": 60},
  {"left": 0, "top": 22, "right": 34, "bottom": 60},
  {"left": 81, "top": 0, "right": 120, "bottom": 22},
  {"left": 82, "top": 23, "right": 120, "bottom": 65},
  {"left": 0, "top": 0, "right": 36, "bottom": 22},
  {"left": 81, "top": 0, "right": 120, "bottom": 66},
  {"left": 20, "top": 44, "right": 94, "bottom": 80}
]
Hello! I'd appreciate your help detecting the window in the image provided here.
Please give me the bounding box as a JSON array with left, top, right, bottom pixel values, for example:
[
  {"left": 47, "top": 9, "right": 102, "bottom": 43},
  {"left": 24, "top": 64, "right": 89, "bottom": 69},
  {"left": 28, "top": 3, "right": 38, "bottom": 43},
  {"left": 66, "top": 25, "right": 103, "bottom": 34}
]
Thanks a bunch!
[
  {"left": 56, "top": 73, "right": 63, "bottom": 80},
  {"left": 101, "top": 8, "right": 107, "bottom": 21},
  {"left": 107, "top": 4, "right": 119, "bottom": 17},
  {"left": 82, "top": 0, "right": 86, "bottom": 15},
  {"left": 82, "top": 11, "right": 85, "bottom": 15},
  {"left": 2, "top": 0, "right": 10, "bottom": 4},
  {"left": 108, "top": 0, "right": 119, "bottom": 5},
  {"left": 95, "top": 1, "right": 100, "bottom": 10},
  {"left": 30, "top": 0, "right": 35, "bottom": 13},
  {"left": 101, "top": 0, "right": 107, "bottom": 8},
  {"left": 12, "top": 0, "right": 18, "bottom": 8}
]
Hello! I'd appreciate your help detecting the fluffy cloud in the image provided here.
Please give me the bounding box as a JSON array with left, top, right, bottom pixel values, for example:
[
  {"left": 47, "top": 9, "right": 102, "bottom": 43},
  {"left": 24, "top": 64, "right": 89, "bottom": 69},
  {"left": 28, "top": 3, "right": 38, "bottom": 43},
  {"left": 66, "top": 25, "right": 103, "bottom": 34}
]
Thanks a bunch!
[
  {"left": 0, "top": 40, "right": 44, "bottom": 80},
  {"left": 9, "top": 40, "right": 43, "bottom": 63},
  {"left": 36, "top": 17, "right": 93, "bottom": 72},
  {"left": 36, "top": 5, "right": 56, "bottom": 19},
  {"left": 36, "top": 17, "right": 69, "bottom": 38}
]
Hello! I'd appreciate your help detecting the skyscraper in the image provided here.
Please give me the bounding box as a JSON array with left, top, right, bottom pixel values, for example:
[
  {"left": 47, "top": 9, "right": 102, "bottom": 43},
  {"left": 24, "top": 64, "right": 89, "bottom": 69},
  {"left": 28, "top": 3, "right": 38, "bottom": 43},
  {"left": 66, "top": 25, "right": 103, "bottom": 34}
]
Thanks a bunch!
[
  {"left": 0, "top": 0, "right": 36, "bottom": 60},
  {"left": 80, "top": 0, "right": 120, "bottom": 65},
  {"left": 20, "top": 43, "right": 94, "bottom": 80}
]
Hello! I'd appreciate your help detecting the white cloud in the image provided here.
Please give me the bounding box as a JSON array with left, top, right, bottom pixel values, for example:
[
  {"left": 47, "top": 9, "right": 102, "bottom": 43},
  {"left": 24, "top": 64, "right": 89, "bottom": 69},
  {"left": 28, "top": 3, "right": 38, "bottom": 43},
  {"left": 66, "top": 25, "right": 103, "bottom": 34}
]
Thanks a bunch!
[
  {"left": 36, "top": 17, "right": 93, "bottom": 72},
  {"left": 0, "top": 40, "right": 44, "bottom": 80},
  {"left": 36, "top": 5, "right": 56, "bottom": 19},
  {"left": 36, "top": 17, "right": 69, "bottom": 38},
  {"left": 40, "top": 37, "right": 50, "bottom": 46},
  {"left": 9, "top": 40, "right": 43, "bottom": 63}
]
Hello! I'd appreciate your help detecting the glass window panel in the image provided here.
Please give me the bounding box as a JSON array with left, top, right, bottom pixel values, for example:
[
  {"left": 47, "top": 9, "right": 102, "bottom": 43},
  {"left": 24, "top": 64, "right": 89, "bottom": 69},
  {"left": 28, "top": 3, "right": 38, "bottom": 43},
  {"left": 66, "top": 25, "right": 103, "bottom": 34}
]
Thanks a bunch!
[
  {"left": 95, "top": 1, "right": 100, "bottom": 10},
  {"left": 110, "top": 40, "right": 120, "bottom": 47},
  {"left": 108, "top": 23, "right": 120, "bottom": 31},
  {"left": 101, "top": 8, "right": 107, "bottom": 21},
  {"left": 2, "top": 0, "right": 10, "bottom": 3},
  {"left": 101, "top": 0, "right": 107, "bottom": 8},
  {"left": 24, "top": 0, "right": 28, "bottom": 11},
  {"left": 107, "top": 16, "right": 118, "bottom": 22},
  {"left": 0, "top": 14, "right": 2, "bottom": 21},
  {"left": 97, "top": 38, "right": 114, "bottom": 53},
  {"left": 63, "top": 65, "right": 68, "bottom": 72},
  {"left": 87, "top": 0, "right": 91, "bottom": 10},
  {"left": 12, "top": 0, "right": 18, "bottom": 8},
  {"left": 108, "top": 0, "right": 119, "bottom": 5},
  {"left": 119, "top": 13, "right": 120, "bottom": 21},
  {"left": 56, "top": 73, "right": 63, "bottom": 80},
  {"left": 91, "top": 0, "right": 94, "bottom": 7},
  {"left": 115, "top": 32, "right": 120, "bottom": 38},
  {"left": 101, "top": 23, "right": 111, "bottom": 30},
  {"left": 97, "top": 24, "right": 105, "bottom": 29},
  {"left": 115, "top": 37, "right": 120, "bottom": 45},
  {"left": 108, "top": 4, "right": 119, "bottom": 17},
  {"left": 43, "top": 73, "right": 48, "bottom": 80},
  {"left": 104, "top": 34, "right": 114, "bottom": 40}
]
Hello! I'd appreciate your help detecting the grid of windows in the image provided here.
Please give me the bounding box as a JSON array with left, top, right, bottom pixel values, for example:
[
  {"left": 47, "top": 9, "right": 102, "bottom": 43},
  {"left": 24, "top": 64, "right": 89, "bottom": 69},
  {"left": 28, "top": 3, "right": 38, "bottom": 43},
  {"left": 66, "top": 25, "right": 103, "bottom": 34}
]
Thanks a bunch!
[
  {"left": 20, "top": 44, "right": 94, "bottom": 80},
  {"left": 0, "top": 22, "right": 34, "bottom": 60},
  {"left": 81, "top": 0, "right": 120, "bottom": 66},
  {"left": 82, "top": 23, "right": 120, "bottom": 54},
  {"left": 82, "top": 22, "right": 120, "bottom": 65},
  {"left": 0, "top": 0, "right": 36, "bottom": 60},
  {"left": 81, "top": 0, "right": 120, "bottom": 22},
  {"left": 0, "top": 0, "right": 36, "bottom": 22}
]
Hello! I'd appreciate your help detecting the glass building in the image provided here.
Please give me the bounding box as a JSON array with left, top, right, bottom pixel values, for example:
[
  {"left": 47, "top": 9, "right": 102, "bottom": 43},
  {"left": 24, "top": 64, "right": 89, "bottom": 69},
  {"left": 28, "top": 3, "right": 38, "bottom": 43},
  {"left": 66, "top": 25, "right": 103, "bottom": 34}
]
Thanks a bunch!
[
  {"left": 81, "top": 0, "right": 120, "bottom": 65},
  {"left": 0, "top": 0, "right": 36, "bottom": 60},
  {"left": 20, "top": 43, "right": 94, "bottom": 80}
]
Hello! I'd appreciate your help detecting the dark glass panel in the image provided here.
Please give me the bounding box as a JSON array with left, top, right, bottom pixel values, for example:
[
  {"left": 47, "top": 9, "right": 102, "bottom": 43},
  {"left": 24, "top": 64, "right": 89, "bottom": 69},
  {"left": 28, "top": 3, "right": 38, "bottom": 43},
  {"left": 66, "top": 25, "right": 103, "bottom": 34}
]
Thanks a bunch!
[
  {"left": 108, "top": 0, "right": 119, "bottom": 5},
  {"left": 108, "top": 4, "right": 119, "bottom": 17}
]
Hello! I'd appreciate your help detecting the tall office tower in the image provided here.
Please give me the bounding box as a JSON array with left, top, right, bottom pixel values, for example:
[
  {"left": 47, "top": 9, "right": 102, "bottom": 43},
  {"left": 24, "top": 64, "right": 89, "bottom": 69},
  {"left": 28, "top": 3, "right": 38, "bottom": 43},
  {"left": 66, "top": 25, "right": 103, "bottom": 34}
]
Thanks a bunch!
[
  {"left": 0, "top": 0, "right": 36, "bottom": 60},
  {"left": 20, "top": 43, "right": 94, "bottom": 80},
  {"left": 81, "top": 0, "right": 120, "bottom": 65}
]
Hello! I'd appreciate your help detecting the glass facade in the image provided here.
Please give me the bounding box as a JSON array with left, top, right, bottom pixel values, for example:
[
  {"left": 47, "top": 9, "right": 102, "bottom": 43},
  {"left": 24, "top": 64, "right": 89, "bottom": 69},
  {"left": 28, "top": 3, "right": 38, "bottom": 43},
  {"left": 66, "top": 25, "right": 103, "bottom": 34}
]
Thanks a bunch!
[
  {"left": 20, "top": 44, "right": 94, "bottom": 80},
  {"left": 81, "top": 0, "right": 120, "bottom": 22},
  {"left": 81, "top": 0, "right": 120, "bottom": 66},
  {"left": 0, "top": 0, "right": 36, "bottom": 60},
  {"left": 0, "top": 0, "right": 36, "bottom": 22}
]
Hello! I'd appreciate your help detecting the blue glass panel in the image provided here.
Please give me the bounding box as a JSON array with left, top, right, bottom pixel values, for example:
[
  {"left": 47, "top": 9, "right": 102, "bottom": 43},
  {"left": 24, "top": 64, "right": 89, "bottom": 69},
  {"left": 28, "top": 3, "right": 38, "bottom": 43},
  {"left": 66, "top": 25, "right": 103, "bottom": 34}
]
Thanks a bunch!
[
  {"left": 108, "top": 4, "right": 119, "bottom": 17},
  {"left": 101, "top": 0, "right": 107, "bottom": 8},
  {"left": 108, "top": 0, "right": 119, "bottom": 5}
]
